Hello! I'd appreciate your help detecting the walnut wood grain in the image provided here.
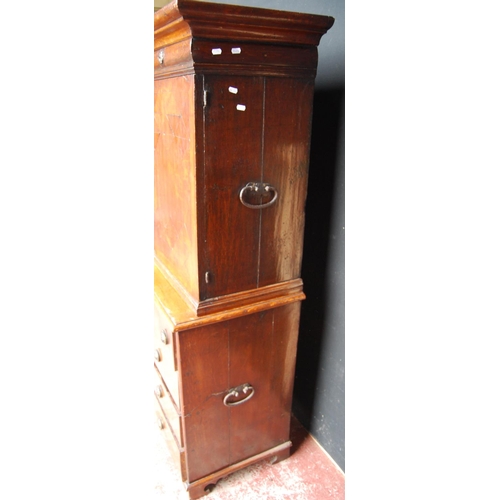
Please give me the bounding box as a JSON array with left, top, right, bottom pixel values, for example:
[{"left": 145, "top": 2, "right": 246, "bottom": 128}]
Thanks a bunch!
[
  {"left": 178, "top": 321, "right": 231, "bottom": 481},
  {"left": 154, "top": 1, "right": 332, "bottom": 311},
  {"left": 228, "top": 305, "right": 300, "bottom": 463},
  {"left": 154, "top": 75, "right": 199, "bottom": 302},
  {"left": 185, "top": 441, "right": 291, "bottom": 500},
  {"left": 154, "top": 261, "right": 305, "bottom": 330},
  {"left": 259, "top": 77, "right": 315, "bottom": 287},
  {"left": 153, "top": 2, "right": 334, "bottom": 495},
  {"left": 154, "top": 0, "right": 334, "bottom": 50},
  {"left": 177, "top": 303, "right": 301, "bottom": 483},
  {"left": 201, "top": 74, "right": 264, "bottom": 298}
]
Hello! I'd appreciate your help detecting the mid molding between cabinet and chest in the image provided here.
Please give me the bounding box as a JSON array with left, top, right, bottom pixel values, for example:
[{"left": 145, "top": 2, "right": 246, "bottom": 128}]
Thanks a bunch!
[{"left": 154, "top": 259, "right": 305, "bottom": 327}]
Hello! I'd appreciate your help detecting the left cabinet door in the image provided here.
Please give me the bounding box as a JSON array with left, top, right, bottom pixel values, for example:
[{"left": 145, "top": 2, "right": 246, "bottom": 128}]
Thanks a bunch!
[{"left": 200, "top": 75, "right": 265, "bottom": 300}]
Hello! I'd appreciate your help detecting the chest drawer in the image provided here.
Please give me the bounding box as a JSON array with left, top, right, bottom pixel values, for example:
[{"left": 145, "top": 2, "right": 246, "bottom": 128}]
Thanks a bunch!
[
  {"left": 154, "top": 302, "right": 179, "bottom": 406},
  {"left": 154, "top": 367, "right": 182, "bottom": 447},
  {"left": 154, "top": 394, "right": 186, "bottom": 482}
]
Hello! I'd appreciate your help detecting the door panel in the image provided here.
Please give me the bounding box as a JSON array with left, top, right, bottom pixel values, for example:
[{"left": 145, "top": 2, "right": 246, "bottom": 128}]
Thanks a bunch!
[
  {"left": 228, "top": 309, "right": 285, "bottom": 463},
  {"left": 201, "top": 75, "right": 264, "bottom": 299},
  {"left": 179, "top": 305, "right": 300, "bottom": 481},
  {"left": 259, "top": 78, "right": 315, "bottom": 287},
  {"left": 180, "top": 324, "right": 230, "bottom": 482}
]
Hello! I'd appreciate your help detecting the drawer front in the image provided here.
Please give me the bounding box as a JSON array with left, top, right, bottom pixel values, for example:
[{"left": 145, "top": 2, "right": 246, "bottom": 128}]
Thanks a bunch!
[
  {"left": 154, "top": 395, "right": 186, "bottom": 481},
  {"left": 154, "top": 367, "right": 182, "bottom": 447},
  {"left": 154, "top": 302, "right": 179, "bottom": 406}
]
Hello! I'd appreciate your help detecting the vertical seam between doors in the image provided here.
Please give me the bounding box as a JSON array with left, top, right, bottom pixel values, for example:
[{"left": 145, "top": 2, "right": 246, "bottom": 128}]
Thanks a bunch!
[
  {"left": 227, "top": 326, "right": 232, "bottom": 464},
  {"left": 257, "top": 77, "right": 266, "bottom": 288}
]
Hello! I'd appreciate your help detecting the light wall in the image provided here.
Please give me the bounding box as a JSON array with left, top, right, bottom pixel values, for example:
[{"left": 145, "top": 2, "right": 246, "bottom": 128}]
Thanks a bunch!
[{"left": 154, "top": 0, "right": 169, "bottom": 11}]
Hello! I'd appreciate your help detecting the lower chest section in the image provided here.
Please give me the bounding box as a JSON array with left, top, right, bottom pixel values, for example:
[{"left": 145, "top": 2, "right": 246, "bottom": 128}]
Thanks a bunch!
[{"left": 154, "top": 301, "right": 301, "bottom": 485}]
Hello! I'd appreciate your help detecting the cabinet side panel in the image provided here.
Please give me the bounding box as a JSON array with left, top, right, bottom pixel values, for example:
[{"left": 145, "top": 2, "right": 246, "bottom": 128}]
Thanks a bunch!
[
  {"left": 268, "top": 302, "right": 301, "bottom": 441},
  {"left": 154, "top": 75, "right": 199, "bottom": 300},
  {"left": 178, "top": 324, "right": 231, "bottom": 482},
  {"left": 259, "top": 77, "right": 315, "bottom": 286}
]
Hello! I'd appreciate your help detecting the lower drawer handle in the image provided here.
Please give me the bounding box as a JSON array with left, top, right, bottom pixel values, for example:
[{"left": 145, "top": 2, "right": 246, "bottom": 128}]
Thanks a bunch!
[
  {"left": 223, "top": 383, "right": 255, "bottom": 407},
  {"left": 239, "top": 182, "right": 278, "bottom": 209}
]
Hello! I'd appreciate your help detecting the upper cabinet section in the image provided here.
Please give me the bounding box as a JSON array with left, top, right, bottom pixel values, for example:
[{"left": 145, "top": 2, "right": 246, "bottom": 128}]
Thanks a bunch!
[
  {"left": 154, "top": 1, "right": 334, "bottom": 315},
  {"left": 154, "top": 0, "right": 334, "bottom": 79}
]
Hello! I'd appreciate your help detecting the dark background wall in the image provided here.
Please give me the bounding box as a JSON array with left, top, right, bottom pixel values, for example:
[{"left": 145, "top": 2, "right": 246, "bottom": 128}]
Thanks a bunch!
[
  {"left": 199, "top": 0, "right": 345, "bottom": 472},
  {"left": 294, "top": 86, "right": 345, "bottom": 472}
]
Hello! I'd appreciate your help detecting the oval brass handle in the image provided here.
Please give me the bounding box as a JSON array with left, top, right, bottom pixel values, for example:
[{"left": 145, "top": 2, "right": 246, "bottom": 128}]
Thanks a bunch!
[
  {"left": 223, "top": 383, "right": 255, "bottom": 407},
  {"left": 239, "top": 182, "right": 278, "bottom": 209},
  {"left": 154, "top": 385, "right": 164, "bottom": 398},
  {"left": 157, "top": 418, "right": 164, "bottom": 430},
  {"left": 154, "top": 349, "right": 162, "bottom": 362}
]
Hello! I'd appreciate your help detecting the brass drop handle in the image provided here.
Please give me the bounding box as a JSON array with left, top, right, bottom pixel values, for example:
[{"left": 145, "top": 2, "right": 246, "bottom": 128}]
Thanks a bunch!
[
  {"left": 154, "top": 349, "right": 162, "bottom": 362},
  {"left": 160, "top": 329, "right": 168, "bottom": 344},
  {"left": 155, "top": 385, "right": 164, "bottom": 398},
  {"left": 157, "top": 418, "right": 164, "bottom": 430},
  {"left": 223, "top": 383, "right": 255, "bottom": 407},
  {"left": 239, "top": 182, "right": 278, "bottom": 209}
]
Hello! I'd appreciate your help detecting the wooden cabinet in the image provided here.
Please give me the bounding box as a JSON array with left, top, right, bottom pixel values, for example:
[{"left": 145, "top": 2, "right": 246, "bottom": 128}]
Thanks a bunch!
[{"left": 154, "top": 1, "right": 333, "bottom": 498}]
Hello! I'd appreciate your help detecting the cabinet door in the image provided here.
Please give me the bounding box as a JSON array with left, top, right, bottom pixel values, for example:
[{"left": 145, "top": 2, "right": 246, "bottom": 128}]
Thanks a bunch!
[
  {"left": 179, "top": 303, "right": 300, "bottom": 482},
  {"left": 201, "top": 75, "right": 264, "bottom": 299},
  {"left": 200, "top": 75, "right": 315, "bottom": 300},
  {"left": 259, "top": 78, "right": 315, "bottom": 287}
]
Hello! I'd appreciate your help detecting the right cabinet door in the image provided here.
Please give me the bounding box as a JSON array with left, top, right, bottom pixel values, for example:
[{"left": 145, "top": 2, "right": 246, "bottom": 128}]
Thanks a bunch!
[
  {"left": 200, "top": 75, "right": 315, "bottom": 300},
  {"left": 179, "top": 302, "right": 301, "bottom": 483}
]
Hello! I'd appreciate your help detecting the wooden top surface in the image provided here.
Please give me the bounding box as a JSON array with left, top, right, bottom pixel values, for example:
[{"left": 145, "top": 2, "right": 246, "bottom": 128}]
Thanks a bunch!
[{"left": 154, "top": 0, "right": 334, "bottom": 48}]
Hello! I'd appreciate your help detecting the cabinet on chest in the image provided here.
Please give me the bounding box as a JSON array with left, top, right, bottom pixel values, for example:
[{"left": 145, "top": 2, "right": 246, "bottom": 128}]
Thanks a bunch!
[
  {"left": 154, "top": 293, "right": 302, "bottom": 486},
  {"left": 154, "top": 1, "right": 333, "bottom": 498}
]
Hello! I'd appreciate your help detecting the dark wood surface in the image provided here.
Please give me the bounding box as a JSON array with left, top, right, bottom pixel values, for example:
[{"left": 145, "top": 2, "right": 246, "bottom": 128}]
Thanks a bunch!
[
  {"left": 200, "top": 75, "right": 314, "bottom": 300},
  {"left": 201, "top": 74, "right": 264, "bottom": 298},
  {"left": 153, "top": 261, "right": 305, "bottom": 331},
  {"left": 177, "top": 303, "right": 301, "bottom": 483},
  {"left": 258, "top": 77, "right": 315, "bottom": 288},
  {"left": 154, "top": 0, "right": 333, "bottom": 50}
]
